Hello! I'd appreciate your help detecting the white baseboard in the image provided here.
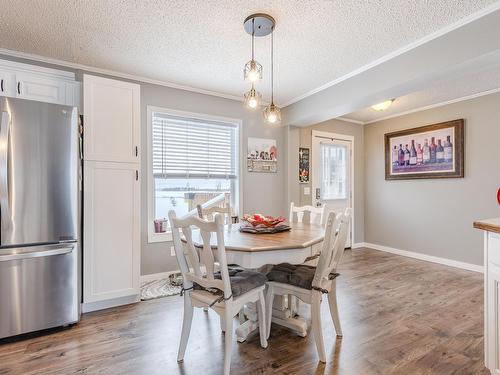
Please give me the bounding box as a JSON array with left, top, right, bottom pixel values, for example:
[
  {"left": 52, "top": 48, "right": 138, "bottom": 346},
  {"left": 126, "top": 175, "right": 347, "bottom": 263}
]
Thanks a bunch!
[
  {"left": 351, "top": 242, "right": 367, "bottom": 249},
  {"left": 82, "top": 294, "right": 140, "bottom": 313},
  {"left": 140, "top": 270, "right": 179, "bottom": 283},
  {"left": 361, "top": 242, "right": 483, "bottom": 273}
]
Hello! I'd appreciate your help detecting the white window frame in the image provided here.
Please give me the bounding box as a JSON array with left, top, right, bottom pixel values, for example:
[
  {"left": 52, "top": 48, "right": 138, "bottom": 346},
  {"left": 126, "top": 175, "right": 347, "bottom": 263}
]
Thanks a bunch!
[{"left": 147, "top": 106, "right": 243, "bottom": 243}]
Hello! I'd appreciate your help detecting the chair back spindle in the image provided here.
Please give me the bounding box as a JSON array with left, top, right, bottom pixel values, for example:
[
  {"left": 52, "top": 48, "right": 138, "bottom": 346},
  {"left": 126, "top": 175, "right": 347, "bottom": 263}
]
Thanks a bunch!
[{"left": 197, "top": 203, "right": 232, "bottom": 226}]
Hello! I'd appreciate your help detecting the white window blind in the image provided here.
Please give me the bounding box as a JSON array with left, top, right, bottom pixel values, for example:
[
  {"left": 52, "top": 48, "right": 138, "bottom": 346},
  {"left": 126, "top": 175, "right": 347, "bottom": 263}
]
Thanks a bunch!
[{"left": 152, "top": 111, "right": 238, "bottom": 179}]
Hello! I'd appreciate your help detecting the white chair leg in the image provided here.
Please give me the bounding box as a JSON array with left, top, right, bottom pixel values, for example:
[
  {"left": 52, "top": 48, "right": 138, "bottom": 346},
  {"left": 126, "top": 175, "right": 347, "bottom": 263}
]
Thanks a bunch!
[
  {"left": 177, "top": 294, "right": 194, "bottom": 362},
  {"left": 327, "top": 282, "right": 343, "bottom": 337},
  {"left": 223, "top": 306, "right": 233, "bottom": 375},
  {"left": 220, "top": 315, "right": 226, "bottom": 332},
  {"left": 265, "top": 285, "right": 275, "bottom": 339},
  {"left": 311, "top": 291, "right": 326, "bottom": 363},
  {"left": 256, "top": 290, "right": 268, "bottom": 348}
]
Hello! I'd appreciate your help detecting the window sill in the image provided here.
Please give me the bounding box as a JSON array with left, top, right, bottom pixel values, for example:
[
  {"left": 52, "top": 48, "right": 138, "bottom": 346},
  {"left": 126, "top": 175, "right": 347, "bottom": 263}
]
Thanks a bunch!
[{"left": 148, "top": 231, "right": 172, "bottom": 243}]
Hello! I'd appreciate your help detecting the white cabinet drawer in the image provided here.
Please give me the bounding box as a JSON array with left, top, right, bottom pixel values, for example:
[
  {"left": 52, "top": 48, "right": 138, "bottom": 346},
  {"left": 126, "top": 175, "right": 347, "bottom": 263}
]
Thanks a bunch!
[{"left": 15, "top": 72, "right": 67, "bottom": 105}]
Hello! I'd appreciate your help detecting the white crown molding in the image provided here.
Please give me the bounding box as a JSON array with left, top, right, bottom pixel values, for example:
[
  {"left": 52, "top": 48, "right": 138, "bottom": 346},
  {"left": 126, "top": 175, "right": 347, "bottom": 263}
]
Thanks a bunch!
[
  {"left": 0, "top": 48, "right": 244, "bottom": 103},
  {"left": 336, "top": 116, "right": 365, "bottom": 125},
  {"left": 281, "top": 1, "right": 500, "bottom": 108},
  {"left": 361, "top": 242, "right": 483, "bottom": 273},
  {"left": 363, "top": 87, "right": 500, "bottom": 124}
]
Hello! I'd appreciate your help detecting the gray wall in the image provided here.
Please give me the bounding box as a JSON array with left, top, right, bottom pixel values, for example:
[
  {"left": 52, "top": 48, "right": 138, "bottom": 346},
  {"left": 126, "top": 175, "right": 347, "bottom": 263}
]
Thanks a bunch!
[
  {"left": 0, "top": 53, "right": 287, "bottom": 275},
  {"left": 287, "top": 119, "right": 365, "bottom": 245},
  {"left": 364, "top": 93, "right": 500, "bottom": 266},
  {"left": 140, "top": 85, "right": 287, "bottom": 274}
]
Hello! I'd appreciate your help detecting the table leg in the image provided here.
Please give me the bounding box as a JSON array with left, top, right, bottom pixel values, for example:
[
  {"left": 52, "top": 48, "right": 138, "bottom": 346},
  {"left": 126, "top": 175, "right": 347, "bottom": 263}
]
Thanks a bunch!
[{"left": 235, "top": 295, "right": 308, "bottom": 342}]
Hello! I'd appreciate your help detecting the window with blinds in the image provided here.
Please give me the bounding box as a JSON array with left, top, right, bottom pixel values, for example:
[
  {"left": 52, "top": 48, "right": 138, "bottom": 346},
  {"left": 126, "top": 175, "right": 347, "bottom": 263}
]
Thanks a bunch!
[
  {"left": 152, "top": 112, "right": 238, "bottom": 179},
  {"left": 149, "top": 108, "right": 239, "bottom": 231}
]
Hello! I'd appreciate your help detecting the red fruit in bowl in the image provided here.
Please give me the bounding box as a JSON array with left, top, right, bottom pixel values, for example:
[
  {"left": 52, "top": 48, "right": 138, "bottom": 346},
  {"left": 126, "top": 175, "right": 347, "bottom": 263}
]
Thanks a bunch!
[{"left": 253, "top": 213, "right": 264, "bottom": 221}]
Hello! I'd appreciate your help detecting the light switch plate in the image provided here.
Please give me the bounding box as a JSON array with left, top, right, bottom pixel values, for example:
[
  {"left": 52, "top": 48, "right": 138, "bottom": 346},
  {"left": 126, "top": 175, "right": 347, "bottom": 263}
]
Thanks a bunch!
[
  {"left": 303, "top": 187, "right": 310, "bottom": 195},
  {"left": 170, "top": 246, "right": 175, "bottom": 256}
]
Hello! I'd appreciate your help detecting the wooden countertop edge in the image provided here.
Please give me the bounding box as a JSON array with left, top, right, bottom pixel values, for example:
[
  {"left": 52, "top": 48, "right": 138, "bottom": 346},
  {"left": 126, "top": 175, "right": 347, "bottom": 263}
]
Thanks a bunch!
[{"left": 473, "top": 219, "right": 500, "bottom": 234}]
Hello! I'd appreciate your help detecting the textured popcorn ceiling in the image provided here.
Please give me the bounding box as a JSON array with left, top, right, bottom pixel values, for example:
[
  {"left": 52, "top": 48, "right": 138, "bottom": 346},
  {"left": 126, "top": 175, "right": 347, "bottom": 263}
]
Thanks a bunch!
[{"left": 0, "top": 0, "right": 497, "bottom": 105}]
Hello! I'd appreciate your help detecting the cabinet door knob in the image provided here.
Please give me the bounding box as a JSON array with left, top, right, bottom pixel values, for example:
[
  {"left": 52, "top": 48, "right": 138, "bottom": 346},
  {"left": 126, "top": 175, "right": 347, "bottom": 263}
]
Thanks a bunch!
[
  {"left": 135, "top": 146, "right": 138, "bottom": 157},
  {"left": 136, "top": 170, "right": 138, "bottom": 181},
  {"left": 0, "top": 79, "right": 3, "bottom": 92},
  {"left": 17, "top": 82, "right": 21, "bottom": 95}
]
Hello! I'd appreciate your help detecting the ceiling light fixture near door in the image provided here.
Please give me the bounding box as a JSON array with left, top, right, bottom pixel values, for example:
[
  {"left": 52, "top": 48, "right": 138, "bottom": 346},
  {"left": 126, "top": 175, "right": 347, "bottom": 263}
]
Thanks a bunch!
[
  {"left": 371, "top": 99, "right": 395, "bottom": 111},
  {"left": 243, "top": 13, "right": 281, "bottom": 125}
]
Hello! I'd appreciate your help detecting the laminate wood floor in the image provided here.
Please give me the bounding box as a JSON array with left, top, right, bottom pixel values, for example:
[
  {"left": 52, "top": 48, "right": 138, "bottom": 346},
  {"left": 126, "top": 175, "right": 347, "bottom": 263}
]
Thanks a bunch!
[{"left": 0, "top": 248, "right": 487, "bottom": 375}]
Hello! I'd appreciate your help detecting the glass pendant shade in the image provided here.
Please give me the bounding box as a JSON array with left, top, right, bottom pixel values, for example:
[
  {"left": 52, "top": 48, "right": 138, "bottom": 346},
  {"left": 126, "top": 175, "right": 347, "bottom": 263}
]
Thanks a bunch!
[
  {"left": 244, "top": 86, "right": 262, "bottom": 109},
  {"left": 263, "top": 103, "right": 281, "bottom": 124},
  {"left": 244, "top": 60, "right": 263, "bottom": 83}
]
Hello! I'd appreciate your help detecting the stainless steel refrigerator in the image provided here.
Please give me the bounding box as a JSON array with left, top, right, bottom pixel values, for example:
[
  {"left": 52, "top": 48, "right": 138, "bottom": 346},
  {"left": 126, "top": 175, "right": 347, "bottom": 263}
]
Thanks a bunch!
[{"left": 0, "top": 97, "right": 80, "bottom": 339}]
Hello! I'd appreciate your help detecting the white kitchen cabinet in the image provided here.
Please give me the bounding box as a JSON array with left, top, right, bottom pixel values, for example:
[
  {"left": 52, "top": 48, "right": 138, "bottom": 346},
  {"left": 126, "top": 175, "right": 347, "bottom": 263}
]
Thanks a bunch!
[
  {"left": 82, "top": 74, "right": 141, "bottom": 312},
  {"left": 0, "top": 71, "right": 12, "bottom": 97},
  {"left": 83, "top": 75, "right": 140, "bottom": 163},
  {"left": 475, "top": 219, "right": 500, "bottom": 375},
  {"left": 15, "top": 71, "right": 67, "bottom": 104},
  {"left": 486, "top": 231, "right": 500, "bottom": 374},
  {"left": 0, "top": 58, "right": 80, "bottom": 107},
  {"left": 83, "top": 161, "right": 140, "bottom": 306}
]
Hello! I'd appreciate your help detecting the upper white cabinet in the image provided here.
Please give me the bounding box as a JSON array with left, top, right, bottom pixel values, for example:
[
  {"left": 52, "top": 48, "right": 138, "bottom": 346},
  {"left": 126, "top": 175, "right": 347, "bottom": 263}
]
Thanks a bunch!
[
  {"left": 0, "top": 70, "right": 10, "bottom": 97},
  {"left": 15, "top": 72, "right": 67, "bottom": 104},
  {"left": 0, "top": 58, "right": 80, "bottom": 107},
  {"left": 83, "top": 75, "right": 140, "bottom": 163}
]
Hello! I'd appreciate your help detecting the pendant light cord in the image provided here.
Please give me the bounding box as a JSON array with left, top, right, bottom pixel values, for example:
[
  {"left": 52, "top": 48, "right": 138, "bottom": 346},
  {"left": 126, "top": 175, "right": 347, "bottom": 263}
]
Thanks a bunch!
[
  {"left": 271, "top": 29, "right": 274, "bottom": 104},
  {"left": 251, "top": 19, "right": 255, "bottom": 60}
]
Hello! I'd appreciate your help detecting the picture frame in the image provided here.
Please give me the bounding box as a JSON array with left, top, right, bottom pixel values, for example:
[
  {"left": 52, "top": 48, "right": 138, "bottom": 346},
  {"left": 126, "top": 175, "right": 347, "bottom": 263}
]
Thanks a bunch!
[
  {"left": 247, "top": 137, "right": 277, "bottom": 173},
  {"left": 384, "top": 119, "right": 464, "bottom": 180},
  {"left": 299, "top": 147, "right": 310, "bottom": 183}
]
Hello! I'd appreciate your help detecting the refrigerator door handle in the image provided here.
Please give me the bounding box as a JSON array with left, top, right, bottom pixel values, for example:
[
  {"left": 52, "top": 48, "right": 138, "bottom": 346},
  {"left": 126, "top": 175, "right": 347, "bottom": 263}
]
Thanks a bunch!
[
  {"left": 0, "top": 110, "right": 11, "bottom": 230},
  {"left": 0, "top": 243, "right": 75, "bottom": 262}
]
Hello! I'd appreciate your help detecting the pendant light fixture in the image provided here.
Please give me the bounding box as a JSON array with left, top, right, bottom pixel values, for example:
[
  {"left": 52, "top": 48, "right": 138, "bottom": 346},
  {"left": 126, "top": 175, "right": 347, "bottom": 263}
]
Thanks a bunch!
[
  {"left": 243, "top": 18, "right": 262, "bottom": 83},
  {"left": 242, "top": 13, "right": 279, "bottom": 123},
  {"left": 262, "top": 30, "right": 281, "bottom": 124},
  {"left": 244, "top": 84, "right": 262, "bottom": 109}
]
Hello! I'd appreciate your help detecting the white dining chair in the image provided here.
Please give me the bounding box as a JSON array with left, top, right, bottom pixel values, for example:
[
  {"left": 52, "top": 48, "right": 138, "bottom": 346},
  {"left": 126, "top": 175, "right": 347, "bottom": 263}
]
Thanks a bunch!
[
  {"left": 288, "top": 202, "right": 326, "bottom": 311},
  {"left": 197, "top": 202, "right": 233, "bottom": 226},
  {"left": 168, "top": 211, "right": 268, "bottom": 375},
  {"left": 265, "top": 210, "right": 351, "bottom": 363},
  {"left": 289, "top": 202, "right": 325, "bottom": 225}
]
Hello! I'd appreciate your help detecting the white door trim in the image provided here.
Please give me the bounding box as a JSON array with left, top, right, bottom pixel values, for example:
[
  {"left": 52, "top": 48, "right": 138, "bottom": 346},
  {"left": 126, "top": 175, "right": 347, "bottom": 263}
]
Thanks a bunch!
[{"left": 311, "top": 130, "right": 355, "bottom": 247}]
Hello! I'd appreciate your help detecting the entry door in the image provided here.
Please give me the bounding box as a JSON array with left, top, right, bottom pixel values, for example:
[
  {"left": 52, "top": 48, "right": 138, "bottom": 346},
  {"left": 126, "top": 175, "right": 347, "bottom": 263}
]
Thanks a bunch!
[{"left": 312, "top": 131, "right": 352, "bottom": 247}]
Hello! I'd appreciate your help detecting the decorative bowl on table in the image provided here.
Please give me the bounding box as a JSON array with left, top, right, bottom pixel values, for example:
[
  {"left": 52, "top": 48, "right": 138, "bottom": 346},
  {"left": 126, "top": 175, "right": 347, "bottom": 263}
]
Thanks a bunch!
[{"left": 239, "top": 214, "right": 290, "bottom": 234}]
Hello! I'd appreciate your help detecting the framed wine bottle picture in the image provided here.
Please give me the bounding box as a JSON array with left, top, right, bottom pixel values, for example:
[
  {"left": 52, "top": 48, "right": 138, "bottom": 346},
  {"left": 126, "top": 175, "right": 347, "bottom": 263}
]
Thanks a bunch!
[{"left": 384, "top": 119, "right": 464, "bottom": 180}]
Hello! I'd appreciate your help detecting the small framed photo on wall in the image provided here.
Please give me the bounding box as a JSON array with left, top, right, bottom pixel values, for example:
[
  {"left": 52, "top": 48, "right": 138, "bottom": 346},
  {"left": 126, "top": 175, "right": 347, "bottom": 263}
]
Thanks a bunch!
[
  {"left": 384, "top": 119, "right": 464, "bottom": 180},
  {"left": 299, "top": 147, "right": 310, "bottom": 183}
]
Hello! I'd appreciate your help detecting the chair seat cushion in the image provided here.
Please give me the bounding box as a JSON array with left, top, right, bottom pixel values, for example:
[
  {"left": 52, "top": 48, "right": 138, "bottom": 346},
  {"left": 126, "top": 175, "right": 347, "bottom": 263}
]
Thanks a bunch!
[
  {"left": 266, "top": 263, "right": 339, "bottom": 290},
  {"left": 195, "top": 267, "right": 267, "bottom": 298}
]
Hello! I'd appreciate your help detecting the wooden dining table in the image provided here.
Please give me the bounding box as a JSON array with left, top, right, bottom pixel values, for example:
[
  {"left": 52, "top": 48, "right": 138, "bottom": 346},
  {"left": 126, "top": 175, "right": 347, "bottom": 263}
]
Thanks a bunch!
[{"left": 188, "top": 222, "right": 325, "bottom": 342}]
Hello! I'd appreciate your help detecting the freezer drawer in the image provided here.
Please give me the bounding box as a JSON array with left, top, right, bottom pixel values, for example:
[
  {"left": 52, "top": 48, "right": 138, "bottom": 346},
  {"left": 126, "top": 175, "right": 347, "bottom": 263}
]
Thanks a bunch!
[{"left": 0, "top": 243, "right": 80, "bottom": 339}]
